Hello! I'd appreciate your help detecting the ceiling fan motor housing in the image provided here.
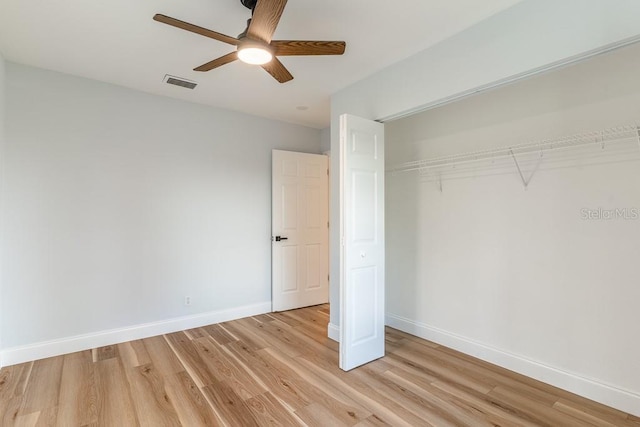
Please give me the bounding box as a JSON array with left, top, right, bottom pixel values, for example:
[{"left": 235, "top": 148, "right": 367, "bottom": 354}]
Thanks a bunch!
[{"left": 240, "top": 0, "right": 258, "bottom": 11}]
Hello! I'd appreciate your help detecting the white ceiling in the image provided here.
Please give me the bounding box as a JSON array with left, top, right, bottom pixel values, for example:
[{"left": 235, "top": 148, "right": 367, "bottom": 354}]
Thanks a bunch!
[{"left": 0, "top": 0, "right": 522, "bottom": 128}]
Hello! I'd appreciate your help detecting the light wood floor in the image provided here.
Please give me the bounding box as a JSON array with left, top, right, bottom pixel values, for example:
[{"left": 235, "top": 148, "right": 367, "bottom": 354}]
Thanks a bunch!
[{"left": 1, "top": 305, "right": 638, "bottom": 426}]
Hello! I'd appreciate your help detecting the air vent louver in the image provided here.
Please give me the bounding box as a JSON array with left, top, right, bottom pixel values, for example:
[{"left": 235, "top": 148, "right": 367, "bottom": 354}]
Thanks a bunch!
[{"left": 163, "top": 75, "right": 197, "bottom": 89}]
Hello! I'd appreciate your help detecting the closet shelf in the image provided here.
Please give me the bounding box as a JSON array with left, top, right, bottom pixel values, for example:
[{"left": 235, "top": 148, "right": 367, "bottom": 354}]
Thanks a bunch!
[{"left": 387, "top": 124, "right": 640, "bottom": 174}]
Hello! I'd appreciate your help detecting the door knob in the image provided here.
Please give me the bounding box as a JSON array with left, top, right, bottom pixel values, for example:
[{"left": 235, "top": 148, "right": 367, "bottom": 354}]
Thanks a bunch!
[{"left": 275, "top": 236, "right": 288, "bottom": 242}]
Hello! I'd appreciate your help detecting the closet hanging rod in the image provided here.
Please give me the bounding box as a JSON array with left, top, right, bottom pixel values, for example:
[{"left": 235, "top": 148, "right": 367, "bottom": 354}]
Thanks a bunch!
[{"left": 387, "top": 124, "right": 640, "bottom": 174}]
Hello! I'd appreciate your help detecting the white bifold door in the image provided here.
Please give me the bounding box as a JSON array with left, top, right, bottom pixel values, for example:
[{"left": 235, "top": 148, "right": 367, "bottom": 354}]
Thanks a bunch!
[
  {"left": 339, "top": 114, "right": 385, "bottom": 371},
  {"left": 272, "top": 150, "right": 329, "bottom": 312}
]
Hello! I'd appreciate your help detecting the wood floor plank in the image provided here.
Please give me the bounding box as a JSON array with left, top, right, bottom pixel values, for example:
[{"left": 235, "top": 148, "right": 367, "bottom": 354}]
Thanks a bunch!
[
  {"left": 0, "top": 361, "right": 34, "bottom": 423},
  {"left": 201, "top": 380, "right": 261, "bottom": 427},
  {"left": 277, "top": 307, "right": 327, "bottom": 335},
  {"left": 553, "top": 400, "right": 622, "bottom": 427},
  {"left": 183, "top": 327, "right": 208, "bottom": 340},
  {"left": 192, "top": 336, "right": 265, "bottom": 400},
  {"left": 352, "top": 365, "right": 459, "bottom": 427},
  {"left": 1, "top": 397, "right": 23, "bottom": 426},
  {"left": 430, "top": 337, "right": 625, "bottom": 416},
  {"left": 382, "top": 369, "right": 494, "bottom": 427},
  {"left": 387, "top": 366, "right": 534, "bottom": 427},
  {"left": 432, "top": 381, "right": 540, "bottom": 427},
  {"left": 35, "top": 406, "right": 58, "bottom": 426},
  {"left": 243, "top": 318, "right": 304, "bottom": 358},
  {"left": 295, "top": 354, "right": 408, "bottom": 425},
  {"left": 264, "top": 347, "right": 372, "bottom": 424},
  {"left": 264, "top": 317, "right": 337, "bottom": 360},
  {"left": 354, "top": 414, "right": 393, "bottom": 426},
  {"left": 252, "top": 313, "right": 277, "bottom": 323},
  {"left": 269, "top": 311, "right": 304, "bottom": 327},
  {"left": 245, "top": 391, "right": 304, "bottom": 426},
  {"left": 222, "top": 340, "right": 312, "bottom": 412},
  {"left": 295, "top": 351, "right": 430, "bottom": 427},
  {"left": 94, "top": 358, "right": 139, "bottom": 426},
  {"left": 553, "top": 392, "right": 638, "bottom": 424},
  {"left": 388, "top": 341, "right": 496, "bottom": 394},
  {"left": 96, "top": 345, "right": 118, "bottom": 361},
  {"left": 221, "top": 318, "right": 271, "bottom": 351},
  {"left": 124, "top": 363, "right": 182, "bottom": 427},
  {"left": 1, "top": 303, "right": 637, "bottom": 426},
  {"left": 0, "top": 362, "right": 33, "bottom": 401},
  {"left": 141, "top": 335, "right": 184, "bottom": 377},
  {"left": 118, "top": 340, "right": 151, "bottom": 369},
  {"left": 296, "top": 402, "right": 354, "bottom": 427},
  {"left": 385, "top": 327, "right": 439, "bottom": 348},
  {"left": 272, "top": 311, "right": 338, "bottom": 351},
  {"left": 12, "top": 411, "right": 40, "bottom": 427},
  {"left": 164, "top": 332, "right": 217, "bottom": 388},
  {"left": 202, "top": 323, "right": 237, "bottom": 346},
  {"left": 394, "top": 337, "right": 574, "bottom": 409},
  {"left": 19, "top": 356, "right": 63, "bottom": 416},
  {"left": 163, "top": 371, "right": 223, "bottom": 427},
  {"left": 56, "top": 351, "right": 97, "bottom": 426},
  {"left": 382, "top": 352, "right": 440, "bottom": 383},
  {"left": 488, "top": 385, "right": 590, "bottom": 427}
]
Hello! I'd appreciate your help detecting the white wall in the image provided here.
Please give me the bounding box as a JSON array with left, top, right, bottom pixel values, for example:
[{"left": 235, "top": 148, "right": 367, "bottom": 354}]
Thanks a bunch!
[
  {"left": 320, "top": 127, "right": 330, "bottom": 153},
  {"left": 385, "top": 42, "right": 640, "bottom": 416},
  {"left": 329, "top": 0, "right": 640, "bottom": 334},
  {"left": 0, "top": 51, "right": 5, "bottom": 367},
  {"left": 0, "top": 63, "right": 321, "bottom": 363}
]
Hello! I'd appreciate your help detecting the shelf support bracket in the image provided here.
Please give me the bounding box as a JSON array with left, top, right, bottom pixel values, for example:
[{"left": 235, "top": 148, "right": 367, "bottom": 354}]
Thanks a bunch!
[
  {"left": 636, "top": 125, "right": 640, "bottom": 151},
  {"left": 510, "top": 149, "right": 529, "bottom": 190}
]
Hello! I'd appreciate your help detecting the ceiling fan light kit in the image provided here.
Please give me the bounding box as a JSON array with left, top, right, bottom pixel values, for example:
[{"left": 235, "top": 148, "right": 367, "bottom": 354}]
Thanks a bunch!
[
  {"left": 237, "top": 42, "right": 273, "bottom": 65},
  {"left": 153, "top": 0, "right": 346, "bottom": 83}
]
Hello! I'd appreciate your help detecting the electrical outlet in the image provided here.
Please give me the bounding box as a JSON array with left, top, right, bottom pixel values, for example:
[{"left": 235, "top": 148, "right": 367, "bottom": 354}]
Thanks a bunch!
[{"left": 184, "top": 296, "right": 191, "bottom": 306}]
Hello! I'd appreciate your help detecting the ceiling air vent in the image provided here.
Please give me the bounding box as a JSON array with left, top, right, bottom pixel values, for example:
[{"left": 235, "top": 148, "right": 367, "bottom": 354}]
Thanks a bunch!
[{"left": 163, "top": 74, "right": 197, "bottom": 90}]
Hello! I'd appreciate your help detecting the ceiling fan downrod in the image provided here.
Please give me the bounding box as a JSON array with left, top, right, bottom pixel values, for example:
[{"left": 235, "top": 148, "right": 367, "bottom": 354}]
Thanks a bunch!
[{"left": 238, "top": 0, "right": 257, "bottom": 39}]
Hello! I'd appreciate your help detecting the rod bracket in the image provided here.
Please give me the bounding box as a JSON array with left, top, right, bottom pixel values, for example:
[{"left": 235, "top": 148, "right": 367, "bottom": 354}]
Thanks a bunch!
[{"left": 510, "top": 150, "right": 528, "bottom": 189}]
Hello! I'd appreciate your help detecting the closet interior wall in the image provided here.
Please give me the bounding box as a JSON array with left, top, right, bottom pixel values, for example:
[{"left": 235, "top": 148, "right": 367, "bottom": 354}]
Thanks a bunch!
[{"left": 384, "top": 42, "right": 640, "bottom": 415}]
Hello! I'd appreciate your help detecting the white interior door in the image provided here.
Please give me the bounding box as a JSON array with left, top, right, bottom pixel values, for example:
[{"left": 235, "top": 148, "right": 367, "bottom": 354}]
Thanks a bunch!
[
  {"left": 272, "top": 150, "right": 329, "bottom": 312},
  {"left": 339, "top": 114, "right": 385, "bottom": 371}
]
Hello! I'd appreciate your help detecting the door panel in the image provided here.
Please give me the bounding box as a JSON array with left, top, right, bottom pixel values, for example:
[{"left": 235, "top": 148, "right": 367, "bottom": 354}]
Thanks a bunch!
[
  {"left": 350, "top": 266, "right": 377, "bottom": 344},
  {"left": 272, "top": 150, "right": 329, "bottom": 312},
  {"left": 340, "top": 114, "right": 385, "bottom": 371},
  {"left": 305, "top": 245, "right": 321, "bottom": 289},
  {"left": 281, "top": 246, "right": 298, "bottom": 292},
  {"left": 352, "top": 171, "right": 377, "bottom": 242},
  {"left": 281, "top": 184, "right": 298, "bottom": 229}
]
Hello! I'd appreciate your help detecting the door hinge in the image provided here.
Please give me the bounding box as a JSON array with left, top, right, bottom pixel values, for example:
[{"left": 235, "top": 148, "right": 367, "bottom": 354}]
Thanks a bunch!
[{"left": 327, "top": 169, "right": 329, "bottom": 176}]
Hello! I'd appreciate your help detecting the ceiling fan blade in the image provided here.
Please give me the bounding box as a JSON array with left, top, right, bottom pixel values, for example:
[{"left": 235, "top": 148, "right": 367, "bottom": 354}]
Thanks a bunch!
[
  {"left": 271, "top": 40, "right": 346, "bottom": 56},
  {"left": 194, "top": 52, "right": 239, "bottom": 72},
  {"left": 154, "top": 14, "right": 239, "bottom": 46},
  {"left": 247, "top": 0, "right": 287, "bottom": 44},
  {"left": 261, "top": 57, "right": 293, "bottom": 83}
]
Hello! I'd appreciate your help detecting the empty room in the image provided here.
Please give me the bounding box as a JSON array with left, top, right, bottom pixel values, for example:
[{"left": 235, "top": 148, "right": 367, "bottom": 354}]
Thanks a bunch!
[{"left": 1, "top": 0, "right": 639, "bottom": 425}]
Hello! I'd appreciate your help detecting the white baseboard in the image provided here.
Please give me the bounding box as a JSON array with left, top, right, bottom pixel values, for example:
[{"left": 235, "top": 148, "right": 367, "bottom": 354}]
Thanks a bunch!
[
  {"left": 1, "top": 301, "right": 271, "bottom": 367},
  {"left": 386, "top": 313, "right": 640, "bottom": 418},
  {"left": 328, "top": 322, "right": 340, "bottom": 342}
]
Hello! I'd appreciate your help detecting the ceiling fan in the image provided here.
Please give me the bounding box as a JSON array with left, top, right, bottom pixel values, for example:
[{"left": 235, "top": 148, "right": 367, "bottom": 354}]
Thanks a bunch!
[{"left": 153, "top": 0, "right": 346, "bottom": 83}]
